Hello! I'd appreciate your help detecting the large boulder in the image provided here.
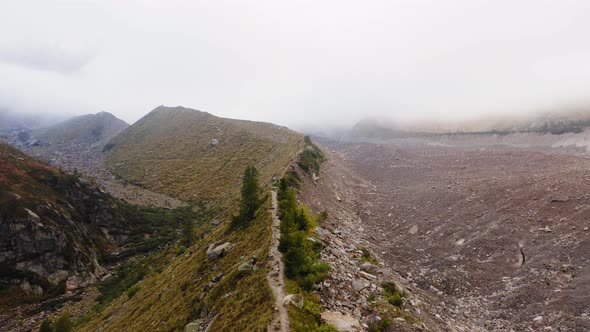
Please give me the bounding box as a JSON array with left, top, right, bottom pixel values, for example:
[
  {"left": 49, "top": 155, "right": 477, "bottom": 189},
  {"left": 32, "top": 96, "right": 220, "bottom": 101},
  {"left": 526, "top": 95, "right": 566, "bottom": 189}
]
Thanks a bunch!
[
  {"left": 206, "top": 242, "right": 233, "bottom": 261},
  {"left": 321, "top": 312, "right": 362, "bottom": 331}
]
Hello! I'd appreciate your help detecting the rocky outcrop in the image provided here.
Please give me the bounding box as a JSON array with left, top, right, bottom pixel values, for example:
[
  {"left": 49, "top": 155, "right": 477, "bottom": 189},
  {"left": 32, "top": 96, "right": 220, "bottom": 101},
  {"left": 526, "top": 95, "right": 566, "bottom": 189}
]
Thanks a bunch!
[
  {"left": 0, "top": 143, "right": 129, "bottom": 296},
  {"left": 206, "top": 242, "right": 233, "bottom": 261},
  {"left": 321, "top": 312, "right": 361, "bottom": 332}
]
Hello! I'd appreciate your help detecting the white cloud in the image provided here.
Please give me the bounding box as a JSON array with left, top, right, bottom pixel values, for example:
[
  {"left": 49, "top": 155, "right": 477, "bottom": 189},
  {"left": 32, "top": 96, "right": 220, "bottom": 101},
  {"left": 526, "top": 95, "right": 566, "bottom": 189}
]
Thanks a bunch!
[{"left": 1, "top": 0, "right": 590, "bottom": 128}]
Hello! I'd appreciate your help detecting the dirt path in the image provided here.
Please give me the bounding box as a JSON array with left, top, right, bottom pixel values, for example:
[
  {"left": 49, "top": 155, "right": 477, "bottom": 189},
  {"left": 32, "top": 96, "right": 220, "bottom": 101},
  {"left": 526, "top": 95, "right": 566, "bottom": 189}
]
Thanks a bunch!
[{"left": 267, "top": 189, "right": 289, "bottom": 332}]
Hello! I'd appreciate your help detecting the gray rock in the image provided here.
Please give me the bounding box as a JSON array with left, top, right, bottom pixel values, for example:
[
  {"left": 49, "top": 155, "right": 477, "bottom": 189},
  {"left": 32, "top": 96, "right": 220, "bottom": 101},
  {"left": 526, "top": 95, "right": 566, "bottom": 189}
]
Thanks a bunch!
[
  {"left": 206, "top": 242, "right": 233, "bottom": 261},
  {"left": 47, "top": 270, "right": 69, "bottom": 286},
  {"left": 238, "top": 261, "right": 254, "bottom": 272},
  {"left": 283, "top": 294, "right": 304, "bottom": 309},
  {"left": 184, "top": 320, "right": 204, "bottom": 332},
  {"left": 20, "top": 281, "right": 32, "bottom": 293},
  {"left": 321, "top": 311, "right": 362, "bottom": 331},
  {"left": 32, "top": 284, "right": 44, "bottom": 296},
  {"left": 352, "top": 279, "right": 366, "bottom": 291},
  {"left": 360, "top": 262, "right": 379, "bottom": 275}
]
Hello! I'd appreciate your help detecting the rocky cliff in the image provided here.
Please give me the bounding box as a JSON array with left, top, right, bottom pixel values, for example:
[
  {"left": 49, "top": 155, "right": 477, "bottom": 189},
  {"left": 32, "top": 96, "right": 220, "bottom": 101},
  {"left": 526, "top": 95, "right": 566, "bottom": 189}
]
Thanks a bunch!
[{"left": 0, "top": 142, "right": 128, "bottom": 299}]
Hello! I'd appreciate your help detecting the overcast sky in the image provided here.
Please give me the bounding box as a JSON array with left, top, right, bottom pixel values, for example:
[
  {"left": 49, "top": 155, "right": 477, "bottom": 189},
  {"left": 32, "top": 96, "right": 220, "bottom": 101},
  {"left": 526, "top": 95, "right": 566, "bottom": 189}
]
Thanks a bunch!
[{"left": 1, "top": 1, "right": 590, "bottom": 129}]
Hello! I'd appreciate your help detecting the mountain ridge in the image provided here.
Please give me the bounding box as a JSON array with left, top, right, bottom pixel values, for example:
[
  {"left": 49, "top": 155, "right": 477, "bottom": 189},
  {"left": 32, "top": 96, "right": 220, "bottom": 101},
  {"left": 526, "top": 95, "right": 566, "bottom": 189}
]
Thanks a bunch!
[{"left": 106, "top": 105, "right": 302, "bottom": 200}]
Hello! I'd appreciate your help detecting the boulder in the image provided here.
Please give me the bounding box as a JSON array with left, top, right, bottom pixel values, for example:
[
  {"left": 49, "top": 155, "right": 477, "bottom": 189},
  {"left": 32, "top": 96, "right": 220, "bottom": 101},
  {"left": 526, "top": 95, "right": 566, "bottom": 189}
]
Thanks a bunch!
[
  {"left": 321, "top": 311, "right": 362, "bottom": 331},
  {"left": 352, "top": 279, "right": 366, "bottom": 291},
  {"left": 360, "top": 262, "right": 379, "bottom": 275},
  {"left": 283, "top": 294, "right": 304, "bottom": 309},
  {"left": 47, "top": 270, "right": 70, "bottom": 286},
  {"left": 20, "top": 281, "right": 43, "bottom": 296},
  {"left": 206, "top": 242, "right": 233, "bottom": 261},
  {"left": 184, "top": 320, "right": 204, "bottom": 332},
  {"left": 238, "top": 256, "right": 258, "bottom": 272}
]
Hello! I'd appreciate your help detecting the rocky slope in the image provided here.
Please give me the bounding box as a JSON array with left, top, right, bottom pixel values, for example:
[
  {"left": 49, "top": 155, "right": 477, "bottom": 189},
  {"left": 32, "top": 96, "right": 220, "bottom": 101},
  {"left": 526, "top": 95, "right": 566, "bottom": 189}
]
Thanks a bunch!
[
  {"left": 0, "top": 142, "right": 129, "bottom": 299},
  {"left": 311, "top": 139, "right": 590, "bottom": 331},
  {"left": 13, "top": 111, "right": 183, "bottom": 208},
  {"left": 105, "top": 105, "right": 302, "bottom": 200},
  {"left": 297, "top": 147, "right": 462, "bottom": 332},
  {"left": 25, "top": 111, "right": 128, "bottom": 173}
]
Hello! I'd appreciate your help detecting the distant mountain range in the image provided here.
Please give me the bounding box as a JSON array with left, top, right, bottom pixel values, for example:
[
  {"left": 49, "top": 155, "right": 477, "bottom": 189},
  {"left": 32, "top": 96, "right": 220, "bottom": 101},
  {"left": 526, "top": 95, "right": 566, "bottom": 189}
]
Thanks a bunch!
[{"left": 342, "top": 110, "right": 590, "bottom": 141}]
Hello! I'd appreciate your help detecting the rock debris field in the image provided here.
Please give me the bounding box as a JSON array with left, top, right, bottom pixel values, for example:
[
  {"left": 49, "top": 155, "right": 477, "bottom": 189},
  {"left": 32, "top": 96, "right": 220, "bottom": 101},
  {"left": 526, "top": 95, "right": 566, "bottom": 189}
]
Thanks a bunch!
[{"left": 305, "top": 138, "right": 590, "bottom": 331}]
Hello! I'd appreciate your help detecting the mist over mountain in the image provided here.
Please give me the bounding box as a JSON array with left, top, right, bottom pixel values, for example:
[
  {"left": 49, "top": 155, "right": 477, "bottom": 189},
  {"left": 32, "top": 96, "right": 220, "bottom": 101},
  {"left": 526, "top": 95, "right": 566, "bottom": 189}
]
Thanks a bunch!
[
  {"left": 34, "top": 111, "right": 128, "bottom": 147},
  {"left": 0, "top": 110, "right": 68, "bottom": 131},
  {"left": 3, "top": 1, "right": 590, "bottom": 331}
]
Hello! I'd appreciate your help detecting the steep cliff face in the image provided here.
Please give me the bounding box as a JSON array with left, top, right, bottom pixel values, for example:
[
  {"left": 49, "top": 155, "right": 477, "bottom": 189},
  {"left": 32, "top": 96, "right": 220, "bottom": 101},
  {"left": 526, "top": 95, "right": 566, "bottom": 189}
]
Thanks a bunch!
[{"left": 0, "top": 142, "right": 128, "bottom": 297}]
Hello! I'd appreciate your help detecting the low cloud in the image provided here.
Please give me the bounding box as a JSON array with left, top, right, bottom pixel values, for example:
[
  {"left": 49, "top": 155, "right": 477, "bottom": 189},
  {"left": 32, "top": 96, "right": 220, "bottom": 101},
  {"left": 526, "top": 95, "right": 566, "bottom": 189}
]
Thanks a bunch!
[
  {"left": 0, "top": 43, "right": 94, "bottom": 75},
  {"left": 1, "top": 1, "right": 590, "bottom": 128}
]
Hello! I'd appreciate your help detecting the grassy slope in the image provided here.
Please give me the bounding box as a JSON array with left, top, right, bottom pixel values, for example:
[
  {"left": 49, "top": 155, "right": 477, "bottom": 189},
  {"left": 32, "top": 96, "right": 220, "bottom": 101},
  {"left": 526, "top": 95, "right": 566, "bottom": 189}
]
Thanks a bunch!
[
  {"left": 78, "top": 108, "right": 303, "bottom": 331},
  {"left": 79, "top": 197, "right": 275, "bottom": 331},
  {"left": 106, "top": 106, "right": 302, "bottom": 201},
  {"left": 0, "top": 142, "right": 67, "bottom": 209}
]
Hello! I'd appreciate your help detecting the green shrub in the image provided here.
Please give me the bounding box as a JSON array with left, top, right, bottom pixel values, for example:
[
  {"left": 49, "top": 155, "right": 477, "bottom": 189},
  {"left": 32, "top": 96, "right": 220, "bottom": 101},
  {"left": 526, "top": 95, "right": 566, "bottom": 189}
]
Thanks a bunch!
[
  {"left": 181, "top": 219, "right": 195, "bottom": 247},
  {"left": 278, "top": 185, "right": 329, "bottom": 289},
  {"left": 316, "top": 325, "right": 339, "bottom": 332},
  {"left": 298, "top": 136, "right": 325, "bottom": 173},
  {"left": 381, "top": 281, "right": 403, "bottom": 306},
  {"left": 39, "top": 319, "right": 53, "bottom": 332},
  {"left": 175, "top": 246, "right": 187, "bottom": 256},
  {"left": 54, "top": 313, "right": 73, "bottom": 332},
  {"left": 115, "top": 203, "right": 202, "bottom": 259},
  {"left": 381, "top": 282, "right": 397, "bottom": 294},
  {"left": 386, "top": 294, "right": 403, "bottom": 307},
  {"left": 368, "top": 318, "right": 391, "bottom": 332},
  {"left": 127, "top": 285, "right": 141, "bottom": 298},
  {"left": 361, "top": 247, "right": 378, "bottom": 264},
  {"left": 317, "top": 210, "right": 328, "bottom": 224}
]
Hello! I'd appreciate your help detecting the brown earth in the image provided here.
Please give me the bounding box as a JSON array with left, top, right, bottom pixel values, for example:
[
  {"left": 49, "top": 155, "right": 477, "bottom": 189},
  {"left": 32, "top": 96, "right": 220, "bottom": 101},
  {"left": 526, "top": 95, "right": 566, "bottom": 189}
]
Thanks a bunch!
[{"left": 304, "top": 138, "right": 590, "bottom": 331}]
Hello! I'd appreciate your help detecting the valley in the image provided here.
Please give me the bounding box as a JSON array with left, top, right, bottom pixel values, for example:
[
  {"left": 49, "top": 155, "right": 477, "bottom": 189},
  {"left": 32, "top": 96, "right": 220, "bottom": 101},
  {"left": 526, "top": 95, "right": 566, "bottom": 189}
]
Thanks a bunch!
[
  {"left": 1, "top": 106, "right": 590, "bottom": 332},
  {"left": 302, "top": 136, "right": 590, "bottom": 331}
]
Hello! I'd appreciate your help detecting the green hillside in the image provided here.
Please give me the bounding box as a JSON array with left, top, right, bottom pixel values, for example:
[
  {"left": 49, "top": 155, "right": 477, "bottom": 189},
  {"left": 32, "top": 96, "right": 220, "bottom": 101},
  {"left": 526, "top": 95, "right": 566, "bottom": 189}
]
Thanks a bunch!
[{"left": 105, "top": 106, "right": 302, "bottom": 200}]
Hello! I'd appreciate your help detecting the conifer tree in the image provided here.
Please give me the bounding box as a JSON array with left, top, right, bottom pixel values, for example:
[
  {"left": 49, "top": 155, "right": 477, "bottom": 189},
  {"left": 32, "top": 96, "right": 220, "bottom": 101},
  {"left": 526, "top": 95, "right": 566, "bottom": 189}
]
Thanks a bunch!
[{"left": 232, "top": 166, "right": 260, "bottom": 227}]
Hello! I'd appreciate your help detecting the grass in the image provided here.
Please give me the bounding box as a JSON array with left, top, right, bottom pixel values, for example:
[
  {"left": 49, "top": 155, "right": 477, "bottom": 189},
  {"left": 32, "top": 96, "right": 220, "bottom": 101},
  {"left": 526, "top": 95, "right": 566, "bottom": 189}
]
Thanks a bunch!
[
  {"left": 106, "top": 106, "right": 302, "bottom": 201},
  {"left": 381, "top": 282, "right": 404, "bottom": 307},
  {"left": 77, "top": 108, "right": 304, "bottom": 330},
  {"left": 78, "top": 194, "right": 277, "bottom": 331},
  {"left": 360, "top": 247, "right": 379, "bottom": 265}
]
